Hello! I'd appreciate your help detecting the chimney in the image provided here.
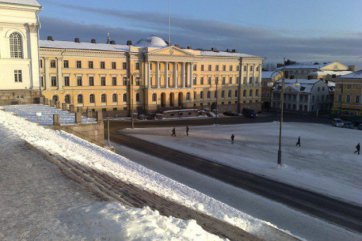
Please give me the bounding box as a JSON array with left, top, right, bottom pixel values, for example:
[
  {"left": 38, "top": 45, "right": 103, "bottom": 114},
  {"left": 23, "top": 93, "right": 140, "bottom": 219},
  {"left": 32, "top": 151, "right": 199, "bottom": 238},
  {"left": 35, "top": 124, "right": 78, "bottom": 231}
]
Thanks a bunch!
[
  {"left": 110, "top": 40, "right": 116, "bottom": 45},
  {"left": 91, "top": 39, "right": 96, "bottom": 44},
  {"left": 74, "top": 38, "right": 80, "bottom": 43},
  {"left": 47, "top": 36, "right": 54, "bottom": 41},
  {"left": 231, "top": 49, "right": 236, "bottom": 53},
  {"left": 126, "top": 40, "right": 132, "bottom": 46}
]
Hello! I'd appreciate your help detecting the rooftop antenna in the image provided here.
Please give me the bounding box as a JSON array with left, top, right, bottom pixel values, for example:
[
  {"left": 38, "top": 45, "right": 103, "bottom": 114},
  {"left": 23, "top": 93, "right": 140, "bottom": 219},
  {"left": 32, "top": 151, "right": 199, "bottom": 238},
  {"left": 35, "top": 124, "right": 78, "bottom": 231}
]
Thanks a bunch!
[
  {"left": 168, "top": 0, "right": 171, "bottom": 46},
  {"left": 107, "top": 32, "right": 111, "bottom": 44}
]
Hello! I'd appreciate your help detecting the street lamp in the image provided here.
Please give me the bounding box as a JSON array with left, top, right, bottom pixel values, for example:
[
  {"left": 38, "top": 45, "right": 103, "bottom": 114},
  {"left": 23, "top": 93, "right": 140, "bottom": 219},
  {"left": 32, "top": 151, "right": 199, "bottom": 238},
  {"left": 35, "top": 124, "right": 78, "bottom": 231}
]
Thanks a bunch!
[{"left": 277, "top": 73, "right": 284, "bottom": 166}]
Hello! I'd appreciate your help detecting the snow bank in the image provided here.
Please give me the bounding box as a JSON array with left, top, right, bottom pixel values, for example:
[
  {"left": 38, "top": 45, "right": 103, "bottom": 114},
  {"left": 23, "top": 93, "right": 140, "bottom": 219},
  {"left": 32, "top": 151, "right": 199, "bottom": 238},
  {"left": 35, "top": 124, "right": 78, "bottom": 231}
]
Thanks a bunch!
[
  {"left": 56, "top": 202, "right": 225, "bottom": 241},
  {"left": 0, "top": 109, "right": 296, "bottom": 241}
]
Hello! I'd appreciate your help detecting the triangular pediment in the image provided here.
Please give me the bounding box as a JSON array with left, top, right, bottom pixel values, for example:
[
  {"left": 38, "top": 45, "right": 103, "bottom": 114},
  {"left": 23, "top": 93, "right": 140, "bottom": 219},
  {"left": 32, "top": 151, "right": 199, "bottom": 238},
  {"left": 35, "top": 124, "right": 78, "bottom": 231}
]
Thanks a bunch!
[{"left": 148, "top": 46, "right": 195, "bottom": 57}]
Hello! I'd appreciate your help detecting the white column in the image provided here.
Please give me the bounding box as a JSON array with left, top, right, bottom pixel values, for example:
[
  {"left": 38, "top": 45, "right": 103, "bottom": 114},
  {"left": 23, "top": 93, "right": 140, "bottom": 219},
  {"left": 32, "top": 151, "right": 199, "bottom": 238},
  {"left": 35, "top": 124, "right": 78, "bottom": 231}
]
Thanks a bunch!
[
  {"left": 56, "top": 57, "right": 63, "bottom": 90},
  {"left": 182, "top": 62, "right": 186, "bottom": 88},
  {"left": 165, "top": 62, "right": 169, "bottom": 88},
  {"left": 156, "top": 62, "right": 160, "bottom": 88},
  {"left": 174, "top": 62, "right": 178, "bottom": 89},
  {"left": 44, "top": 58, "right": 50, "bottom": 89},
  {"left": 190, "top": 63, "right": 193, "bottom": 88},
  {"left": 146, "top": 61, "right": 150, "bottom": 88}
]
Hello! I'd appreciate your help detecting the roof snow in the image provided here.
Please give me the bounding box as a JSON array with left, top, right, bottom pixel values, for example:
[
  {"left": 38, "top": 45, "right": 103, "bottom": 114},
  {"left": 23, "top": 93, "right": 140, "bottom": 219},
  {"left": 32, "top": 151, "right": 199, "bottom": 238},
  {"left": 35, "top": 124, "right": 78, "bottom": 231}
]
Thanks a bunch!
[
  {"left": 282, "top": 62, "right": 332, "bottom": 70},
  {"left": 311, "top": 70, "right": 353, "bottom": 76},
  {"left": 200, "top": 50, "right": 255, "bottom": 58},
  {"left": 39, "top": 40, "right": 130, "bottom": 52},
  {"left": 0, "top": 0, "right": 40, "bottom": 7},
  {"left": 339, "top": 70, "right": 362, "bottom": 79},
  {"left": 276, "top": 79, "right": 320, "bottom": 93}
]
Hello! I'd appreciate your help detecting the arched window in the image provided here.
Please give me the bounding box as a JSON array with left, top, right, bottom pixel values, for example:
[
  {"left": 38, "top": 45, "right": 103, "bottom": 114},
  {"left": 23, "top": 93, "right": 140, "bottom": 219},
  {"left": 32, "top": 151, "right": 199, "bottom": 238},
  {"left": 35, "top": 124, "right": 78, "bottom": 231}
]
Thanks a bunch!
[
  {"left": 64, "top": 95, "right": 71, "bottom": 104},
  {"left": 101, "top": 94, "right": 107, "bottom": 103},
  {"left": 112, "top": 93, "right": 118, "bottom": 102},
  {"left": 152, "top": 93, "right": 157, "bottom": 102},
  {"left": 77, "top": 94, "right": 83, "bottom": 104},
  {"left": 186, "top": 92, "right": 190, "bottom": 100},
  {"left": 123, "top": 93, "right": 127, "bottom": 102},
  {"left": 10, "top": 32, "right": 23, "bottom": 58},
  {"left": 52, "top": 95, "right": 59, "bottom": 103},
  {"left": 89, "top": 94, "right": 95, "bottom": 103}
]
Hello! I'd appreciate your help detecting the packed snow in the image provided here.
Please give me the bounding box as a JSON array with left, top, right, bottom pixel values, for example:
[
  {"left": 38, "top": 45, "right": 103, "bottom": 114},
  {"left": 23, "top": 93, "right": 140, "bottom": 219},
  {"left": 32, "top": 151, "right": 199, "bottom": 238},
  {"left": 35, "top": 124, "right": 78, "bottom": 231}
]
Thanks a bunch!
[
  {"left": 2, "top": 104, "right": 97, "bottom": 126},
  {"left": 125, "top": 122, "right": 362, "bottom": 206},
  {"left": 0, "top": 125, "right": 224, "bottom": 241},
  {"left": 0, "top": 108, "right": 299, "bottom": 241}
]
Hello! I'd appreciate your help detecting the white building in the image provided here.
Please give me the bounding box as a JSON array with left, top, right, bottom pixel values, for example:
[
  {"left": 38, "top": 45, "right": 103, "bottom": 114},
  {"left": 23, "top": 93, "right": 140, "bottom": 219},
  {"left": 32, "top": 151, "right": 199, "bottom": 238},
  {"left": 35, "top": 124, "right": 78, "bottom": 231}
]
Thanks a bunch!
[
  {"left": 271, "top": 79, "right": 331, "bottom": 113},
  {"left": 0, "top": 0, "right": 41, "bottom": 104}
]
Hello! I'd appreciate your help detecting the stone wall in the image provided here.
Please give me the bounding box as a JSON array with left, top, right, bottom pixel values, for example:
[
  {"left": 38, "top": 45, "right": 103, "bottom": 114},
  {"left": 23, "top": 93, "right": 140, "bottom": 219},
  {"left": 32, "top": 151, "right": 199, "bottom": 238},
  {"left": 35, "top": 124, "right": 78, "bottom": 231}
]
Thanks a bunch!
[
  {"left": 0, "top": 90, "right": 40, "bottom": 105},
  {"left": 54, "top": 122, "right": 105, "bottom": 147}
]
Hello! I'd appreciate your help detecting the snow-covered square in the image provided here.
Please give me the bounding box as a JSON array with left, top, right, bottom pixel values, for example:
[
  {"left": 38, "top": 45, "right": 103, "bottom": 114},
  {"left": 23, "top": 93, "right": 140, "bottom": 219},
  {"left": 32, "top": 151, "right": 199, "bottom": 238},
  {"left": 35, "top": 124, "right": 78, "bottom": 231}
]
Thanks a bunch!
[{"left": 124, "top": 122, "right": 362, "bottom": 206}]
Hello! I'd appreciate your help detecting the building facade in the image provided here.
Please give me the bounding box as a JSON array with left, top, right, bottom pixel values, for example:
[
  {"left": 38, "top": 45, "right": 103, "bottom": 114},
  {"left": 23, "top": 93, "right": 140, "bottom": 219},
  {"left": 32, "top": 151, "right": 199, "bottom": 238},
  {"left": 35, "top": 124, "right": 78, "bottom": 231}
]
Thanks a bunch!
[
  {"left": 261, "top": 71, "right": 283, "bottom": 111},
  {"left": 0, "top": 0, "right": 41, "bottom": 104},
  {"left": 271, "top": 79, "right": 331, "bottom": 113},
  {"left": 333, "top": 71, "right": 362, "bottom": 116},
  {"left": 40, "top": 36, "right": 263, "bottom": 115}
]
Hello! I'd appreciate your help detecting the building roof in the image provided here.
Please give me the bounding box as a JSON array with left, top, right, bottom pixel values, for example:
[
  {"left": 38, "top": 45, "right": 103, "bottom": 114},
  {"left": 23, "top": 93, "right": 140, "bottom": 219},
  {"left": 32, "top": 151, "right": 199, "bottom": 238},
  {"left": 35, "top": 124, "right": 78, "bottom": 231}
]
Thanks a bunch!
[
  {"left": 0, "top": 0, "right": 41, "bottom": 7},
  {"left": 136, "top": 36, "right": 168, "bottom": 48},
  {"left": 199, "top": 50, "right": 255, "bottom": 58},
  {"left": 311, "top": 70, "right": 353, "bottom": 76},
  {"left": 39, "top": 40, "right": 130, "bottom": 52},
  {"left": 339, "top": 70, "right": 362, "bottom": 79},
  {"left": 276, "top": 79, "right": 321, "bottom": 93},
  {"left": 282, "top": 62, "right": 331, "bottom": 70},
  {"left": 262, "top": 71, "right": 281, "bottom": 79}
]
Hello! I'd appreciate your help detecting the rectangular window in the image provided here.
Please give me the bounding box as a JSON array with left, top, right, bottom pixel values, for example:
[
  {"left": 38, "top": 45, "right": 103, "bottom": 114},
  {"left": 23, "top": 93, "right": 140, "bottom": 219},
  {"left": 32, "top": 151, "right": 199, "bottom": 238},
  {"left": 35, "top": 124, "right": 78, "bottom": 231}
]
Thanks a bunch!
[
  {"left": 193, "top": 78, "right": 197, "bottom": 85},
  {"left": 14, "top": 70, "right": 22, "bottom": 82},
  {"left": 222, "top": 77, "right": 226, "bottom": 84},
  {"left": 235, "top": 90, "right": 238, "bottom": 97},
  {"left": 51, "top": 76, "right": 57, "bottom": 86},
  {"left": 101, "top": 76, "right": 106, "bottom": 86},
  {"left": 123, "top": 62, "right": 127, "bottom": 70},
  {"left": 100, "top": 61, "right": 105, "bottom": 69},
  {"left": 223, "top": 65, "right": 226, "bottom": 71},
  {"left": 112, "top": 62, "right": 117, "bottom": 69},
  {"left": 208, "top": 77, "right": 212, "bottom": 85},
  {"left": 200, "top": 77, "right": 204, "bottom": 85},
  {"left": 76, "top": 61, "right": 82, "bottom": 69},
  {"left": 201, "top": 65, "right": 204, "bottom": 71},
  {"left": 123, "top": 77, "right": 128, "bottom": 86},
  {"left": 40, "top": 76, "right": 44, "bottom": 87},
  {"left": 193, "top": 65, "right": 197, "bottom": 71},
  {"left": 244, "top": 66, "right": 247, "bottom": 71},
  {"left": 136, "top": 63, "right": 140, "bottom": 70},
  {"left": 229, "top": 66, "right": 233, "bottom": 71},
  {"left": 64, "top": 76, "right": 70, "bottom": 86},
  {"left": 39, "top": 60, "right": 43, "bottom": 68},
  {"left": 229, "top": 77, "right": 233, "bottom": 84},
  {"left": 89, "top": 76, "right": 94, "bottom": 86},
  {"left": 63, "top": 60, "right": 69, "bottom": 68},
  {"left": 216, "top": 65, "right": 219, "bottom": 71},
  {"left": 88, "top": 61, "right": 94, "bottom": 69},
  {"left": 208, "top": 65, "right": 212, "bottom": 71},
  {"left": 50, "top": 60, "right": 56, "bottom": 68},
  {"left": 356, "top": 96, "right": 360, "bottom": 104},
  {"left": 112, "top": 76, "right": 117, "bottom": 86},
  {"left": 200, "top": 91, "right": 204, "bottom": 99},
  {"left": 77, "top": 76, "right": 82, "bottom": 86}
]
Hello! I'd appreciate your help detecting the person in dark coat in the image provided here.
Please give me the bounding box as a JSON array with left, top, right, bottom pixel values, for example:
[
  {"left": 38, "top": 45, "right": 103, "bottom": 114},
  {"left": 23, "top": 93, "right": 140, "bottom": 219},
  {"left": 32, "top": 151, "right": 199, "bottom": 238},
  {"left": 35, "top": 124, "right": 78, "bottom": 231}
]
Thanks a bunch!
[
  {"left": 296, "top": 136, "right": 301, "bottom": 147},
  {"left": 355, "top": 143, "right": 360, "bottom": 155},
  {"left": 171, "top": 128, "right": 176, "bottom": 137},
  {"left": 186, "top": 125, "right": 189, "bottom": 136},
  {"left": 231, "top": 134, "right": 235, "bottom": 144}
]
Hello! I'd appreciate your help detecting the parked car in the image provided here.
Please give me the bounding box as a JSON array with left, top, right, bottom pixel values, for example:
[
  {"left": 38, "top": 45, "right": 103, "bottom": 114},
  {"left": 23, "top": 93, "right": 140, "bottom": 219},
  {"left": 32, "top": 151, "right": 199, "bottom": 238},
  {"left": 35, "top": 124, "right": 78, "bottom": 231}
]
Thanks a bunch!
[
  {"left": 332, "top": 118, "right": 344, "bottom": 127},
  {"left": 242, "top": 108, "right": 256, "bottom": 118},
  {"left": 358, "top": 124, "right": 362, "bottom": 130},
  {"left": 223, "top": 111, "right": 239, "bottom": 116},
  {"left": 343, "top": 121, "right": 354, "bottom": 129}
]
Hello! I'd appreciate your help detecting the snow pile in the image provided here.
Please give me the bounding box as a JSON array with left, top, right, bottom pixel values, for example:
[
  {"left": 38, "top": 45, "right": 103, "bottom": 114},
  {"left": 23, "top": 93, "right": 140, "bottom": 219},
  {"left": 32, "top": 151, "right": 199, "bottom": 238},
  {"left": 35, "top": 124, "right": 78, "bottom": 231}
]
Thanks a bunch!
[
  {"left": 0, "top": 109, "right": 296, "bottom": 240},
  {"left": 2, "top": 104, "right": 96, "bottom": 126},
  {"left": 53, "top": 202, "right": 226, "bottom": 241},
  {"left": 126, "top": 123, "right": 362, "bottom": 206}
]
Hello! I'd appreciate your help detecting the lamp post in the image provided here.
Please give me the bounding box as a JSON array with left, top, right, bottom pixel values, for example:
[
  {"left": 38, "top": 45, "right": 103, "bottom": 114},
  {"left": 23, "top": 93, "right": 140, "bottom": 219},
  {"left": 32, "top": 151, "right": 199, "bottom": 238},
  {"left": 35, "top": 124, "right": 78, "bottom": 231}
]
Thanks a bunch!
[{"left": 277, "top": 67, "right": 285, "bottom": 166}]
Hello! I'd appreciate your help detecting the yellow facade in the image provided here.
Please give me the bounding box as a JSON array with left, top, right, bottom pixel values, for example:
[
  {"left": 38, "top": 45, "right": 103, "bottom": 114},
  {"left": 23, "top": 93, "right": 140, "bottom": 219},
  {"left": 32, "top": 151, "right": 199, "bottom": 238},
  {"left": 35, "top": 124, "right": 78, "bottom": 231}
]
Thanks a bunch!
[
  {"left": 39, "top": 37, "right": 263, "bottom": 115},
  {"left": 333, "top": 73, "right": 362, "bottom": 116}
]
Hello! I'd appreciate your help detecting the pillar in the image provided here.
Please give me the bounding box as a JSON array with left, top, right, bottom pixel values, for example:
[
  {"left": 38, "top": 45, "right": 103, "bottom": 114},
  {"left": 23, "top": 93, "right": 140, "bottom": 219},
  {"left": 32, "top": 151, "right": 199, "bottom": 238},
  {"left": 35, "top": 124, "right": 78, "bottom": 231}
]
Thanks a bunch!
[
  {"left": 75, "top": 112, "right": 82, "bottom": 124},
  {"left": 96, "top": 111, "right": 103, "bottom": 122},
  {"left": 56, "top": 101, "right": 61, "bottom": 109},
  {"left": 165, "top": 62, "right": 169, "bottom": 88},
  {"left": 56, "top": 57, "right": 63, "bottom": 89},
  {"left": 156, "top": 62, "right": 160, "bottom": 88},
  {"left": 182, "top": 62, "right": 186, "bottom": 88},
  {"left": 62, "top": 103, "right": 67, "bottom": 111},
  {"left": 53, "top": 114, "right": 60, "bottom": 126},
  {"left": 190, "top": 63, "right": 193, "bottom": 88},
  {"left": 44, "top": 57, "right": 50, "bottom": 90},
  {"left": 69, "top": 104, "right": 75, "bottom": 112},
  {"left": 174, "top": 62, "right": 178, "bottom": 88}
]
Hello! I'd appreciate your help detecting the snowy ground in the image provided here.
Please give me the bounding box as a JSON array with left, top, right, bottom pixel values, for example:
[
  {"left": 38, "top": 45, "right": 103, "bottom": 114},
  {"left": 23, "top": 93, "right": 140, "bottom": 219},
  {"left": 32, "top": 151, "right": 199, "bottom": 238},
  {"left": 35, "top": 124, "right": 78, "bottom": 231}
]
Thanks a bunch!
[
  {"left": 0, "top": 121, "right": 225, "bottom": 241},
  {"left": 0, "top": 108, "right": 299, "bottom": 241},
  {"left": 114, "top": 144, "right": 362, "bottom": 241},
  {"left": 124, "top": 122, "right": 362, "bottom": 206}
]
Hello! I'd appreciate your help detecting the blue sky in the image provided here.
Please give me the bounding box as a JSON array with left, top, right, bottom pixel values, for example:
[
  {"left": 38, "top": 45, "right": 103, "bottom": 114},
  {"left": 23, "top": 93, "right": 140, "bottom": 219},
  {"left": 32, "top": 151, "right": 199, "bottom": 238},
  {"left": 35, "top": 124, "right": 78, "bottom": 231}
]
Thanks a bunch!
[{"left": 38, "top": 0, "right": 362, "bottom": 67}]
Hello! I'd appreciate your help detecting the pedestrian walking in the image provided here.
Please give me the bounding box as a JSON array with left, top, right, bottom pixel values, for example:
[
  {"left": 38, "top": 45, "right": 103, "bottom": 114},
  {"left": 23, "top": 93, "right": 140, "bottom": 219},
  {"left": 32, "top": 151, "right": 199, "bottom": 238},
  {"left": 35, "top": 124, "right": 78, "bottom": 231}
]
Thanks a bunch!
[
  {"left": 186, "top": 125, "right": 189, "bottom": 136},
  {"left": 171, "top": 128, "right": 176, "bottom": 137},
  {"left": 355, "top": 143, "right": 360, "bottom": 155},
  {"left": 231, "top": 134, "right": 235, "bottom": 144},
  {"left": 296, "top": 136, "right": 301, "bottom": 147}
]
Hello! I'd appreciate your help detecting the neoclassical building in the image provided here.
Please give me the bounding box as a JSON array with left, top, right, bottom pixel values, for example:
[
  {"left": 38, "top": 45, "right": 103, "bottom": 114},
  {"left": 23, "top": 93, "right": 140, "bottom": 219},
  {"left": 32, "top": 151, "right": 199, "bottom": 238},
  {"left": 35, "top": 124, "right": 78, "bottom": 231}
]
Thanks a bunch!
[
  {"left": 0, "top": 0, "right": 41, "bottom": 104},
  {"left": 40, "top": 36, "right": 263, "bottom": 114}
]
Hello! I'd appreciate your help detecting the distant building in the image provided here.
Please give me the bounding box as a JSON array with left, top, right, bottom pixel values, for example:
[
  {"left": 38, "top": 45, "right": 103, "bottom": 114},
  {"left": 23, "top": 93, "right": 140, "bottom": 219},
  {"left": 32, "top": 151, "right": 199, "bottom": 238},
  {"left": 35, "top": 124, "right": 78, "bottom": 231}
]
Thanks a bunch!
[
  {"left": 0, "top": 0, "right": 41, "bottom": 104},
  {"left": 261, "top": 71, "right": 283, "bottom": 111},
  {"left": 282, "top": 61, "right": 350, "bottom": 80},
  {"left": 271, "top": 79, "right": 331, "bottom": 113},
  {"left": 333, "top": 70, "right": 362, "bottom": 117}
]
